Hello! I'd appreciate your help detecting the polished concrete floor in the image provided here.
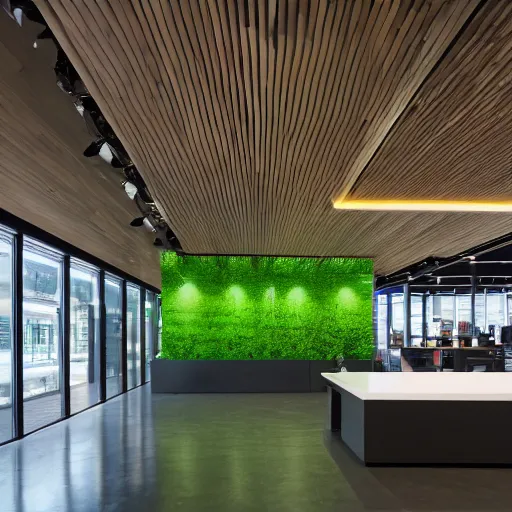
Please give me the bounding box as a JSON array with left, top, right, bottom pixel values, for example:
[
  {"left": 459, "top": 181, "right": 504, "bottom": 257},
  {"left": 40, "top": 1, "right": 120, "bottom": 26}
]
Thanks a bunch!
[
  {"left": 0, "top": 388, "right": 511, "bottom": 511},
  {"left": 0, "top": 378, "right": 125, "bottom": 440}
]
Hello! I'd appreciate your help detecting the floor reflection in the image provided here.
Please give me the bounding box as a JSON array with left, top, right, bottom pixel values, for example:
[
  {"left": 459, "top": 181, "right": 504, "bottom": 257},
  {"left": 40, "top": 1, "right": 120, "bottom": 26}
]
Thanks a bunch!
[
  {"left": 3, "top": 389, "right": 511, "bottom": 511},
  {"left": 0, "top": 386, "right": 156, "bottom": 512},
  {"left": 151, "top": 393, "right": 362, "bottom": 511},
  {"left": 325, "top": 430, "right": 512, "bottom": 511}
]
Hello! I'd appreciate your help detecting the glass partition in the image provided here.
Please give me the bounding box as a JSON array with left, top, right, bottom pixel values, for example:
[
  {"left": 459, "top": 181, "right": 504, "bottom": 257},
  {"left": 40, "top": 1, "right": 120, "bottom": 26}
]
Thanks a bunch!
[
  {"left": 127, "top": 285, "right": 141, "bottom": 390},
  {"left": 70, "top": 261, "right": 100, "bottom": 414},
  {"left": 23, "top": 239, "right": 63, "bottom": 433},
  {"left": 145, "top": 291, "right": 155, "bottom": 382},
  {"left": 0, "top": 229, "right": 13, "bottom": 443},
  {"left": 105, "top": 276, "right": 123, "bottom": 398}
]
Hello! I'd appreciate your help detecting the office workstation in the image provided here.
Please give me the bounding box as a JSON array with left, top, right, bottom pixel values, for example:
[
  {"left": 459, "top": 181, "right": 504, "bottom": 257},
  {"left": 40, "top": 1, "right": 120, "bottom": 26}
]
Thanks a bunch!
[
  {"left": 375, "top": 242, "right": 512, "bottom": 372},
  {"left": 383, "top": 330, "right": 512, "bottom": 372}
]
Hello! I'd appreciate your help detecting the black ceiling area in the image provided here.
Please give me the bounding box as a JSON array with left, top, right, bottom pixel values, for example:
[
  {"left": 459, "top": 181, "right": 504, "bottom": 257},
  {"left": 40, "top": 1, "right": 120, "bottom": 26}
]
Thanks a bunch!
[{"left": 376, "top": 233, "right": 512, "bottom": 291}]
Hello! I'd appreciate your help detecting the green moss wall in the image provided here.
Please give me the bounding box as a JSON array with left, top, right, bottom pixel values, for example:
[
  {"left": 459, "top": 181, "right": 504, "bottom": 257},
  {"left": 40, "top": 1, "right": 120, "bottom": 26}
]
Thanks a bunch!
[{"left": 161, "top": 254, "right": 374, "bottom": 360}]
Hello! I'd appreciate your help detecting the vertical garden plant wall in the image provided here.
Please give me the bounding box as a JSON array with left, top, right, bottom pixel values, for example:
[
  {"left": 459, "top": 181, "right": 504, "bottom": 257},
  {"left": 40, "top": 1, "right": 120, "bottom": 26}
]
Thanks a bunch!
[{"left": 161, "top": 254, "right": 373, "bottom": 360}]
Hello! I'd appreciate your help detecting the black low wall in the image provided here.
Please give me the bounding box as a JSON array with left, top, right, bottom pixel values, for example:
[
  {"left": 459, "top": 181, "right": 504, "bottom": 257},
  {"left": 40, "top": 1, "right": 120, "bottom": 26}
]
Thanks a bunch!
[{"left": 151, "top": 359, "right": 372, "bottom": 393}]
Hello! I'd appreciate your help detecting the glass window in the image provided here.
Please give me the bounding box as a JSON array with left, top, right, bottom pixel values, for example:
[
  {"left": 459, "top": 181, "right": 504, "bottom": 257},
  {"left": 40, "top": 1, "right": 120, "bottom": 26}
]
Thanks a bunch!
[
  {"left": 145, "top": 291, "right": 155, "bottom": 382},
  {"left": 487, "top": 292, "right": 505, "bottom": 335},
  {"left": 410, "top": 294, "right": 423, "bottom": 346},
  {"left": 391, "top": 293, "right": 404, "bottom": 332},
  {"left": 127, "top": 285, "right": 141, "bottom": 390},
  {"left": 390, "top": 292, "right": 404, "bottom": 346},
  {"left": 439, "top": 295, "right": 454, "bottom": 336},
  {"left": 70, "top": 261, "right": 100, "bottom": 414},
  {"left": 0, "top": 228, "right": 14, "bottom": 443},
  {"left": 427, "top": 294, "right": 454, "bottom": 339},
  {"left": 105, "top": 276, "right": 122, "bottom": 398},
  {"left": 376, "top": 294, "right": 388, "bottom": 349},
  {"left": 455, "top": 295, "right": 472, "bottom": 336},
  {"left": 475, "top": 292, "right": 486, "bottom": 335},
  {"left": 23, "top": 239, "right": 63, "bottom": 433}
]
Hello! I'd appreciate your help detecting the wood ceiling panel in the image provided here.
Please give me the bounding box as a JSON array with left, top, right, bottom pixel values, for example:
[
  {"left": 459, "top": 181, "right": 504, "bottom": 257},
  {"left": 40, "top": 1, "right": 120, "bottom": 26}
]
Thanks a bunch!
[
  {"left": 0, "top": 11, "right": 161, "bottom": 288},
  {"left": 350, "top": 0, "right": 512, "bottom": 202},
  {"left": 34, "top": 0, "right": 512, "bottom": 276}
]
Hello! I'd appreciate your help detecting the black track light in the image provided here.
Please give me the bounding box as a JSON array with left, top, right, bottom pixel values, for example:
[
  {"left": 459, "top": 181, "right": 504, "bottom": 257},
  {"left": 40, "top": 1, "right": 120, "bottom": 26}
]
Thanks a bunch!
[
  {"left": 110, "top": 156, "right": 124, "bottom": 168},
  {"left": 83, "top": 138, "right": 105, "bottom": 157},
  {"left": 130, "top": 217, "right": 145, "bottom": 227},
  {"left": 153, "top": 238, "right": 163, "bottom": 247}
]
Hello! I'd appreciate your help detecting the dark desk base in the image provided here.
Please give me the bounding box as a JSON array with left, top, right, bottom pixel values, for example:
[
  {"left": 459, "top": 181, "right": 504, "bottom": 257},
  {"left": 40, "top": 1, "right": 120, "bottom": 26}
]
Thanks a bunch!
[{"left": 327, "top": 382, "right": 512, "bottom": 465}]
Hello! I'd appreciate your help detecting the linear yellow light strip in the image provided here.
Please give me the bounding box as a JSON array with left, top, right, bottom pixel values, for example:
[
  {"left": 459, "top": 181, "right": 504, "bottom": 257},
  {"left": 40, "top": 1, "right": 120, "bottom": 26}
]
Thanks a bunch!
[{"left": 333, "top": 199, "right": 512, "bottom": 212}]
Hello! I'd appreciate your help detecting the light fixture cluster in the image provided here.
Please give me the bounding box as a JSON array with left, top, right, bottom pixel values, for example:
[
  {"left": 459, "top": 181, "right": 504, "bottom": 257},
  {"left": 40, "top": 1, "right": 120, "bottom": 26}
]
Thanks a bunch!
[{"left": 2, "top": 0, "right": 183, "bottom": 254}]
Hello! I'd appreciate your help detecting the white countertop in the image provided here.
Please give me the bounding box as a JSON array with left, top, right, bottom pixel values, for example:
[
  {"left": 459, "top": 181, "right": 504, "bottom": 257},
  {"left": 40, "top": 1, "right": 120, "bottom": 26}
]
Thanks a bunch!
[{"left": 321, "top": 372, "right": 512, "bottom": 401}]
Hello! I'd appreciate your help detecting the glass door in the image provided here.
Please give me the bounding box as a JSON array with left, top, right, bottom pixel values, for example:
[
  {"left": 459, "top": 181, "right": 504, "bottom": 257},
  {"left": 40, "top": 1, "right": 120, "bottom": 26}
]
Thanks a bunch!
[
  {"left": 127, "top": 285, "right": 141, "bottom": 389},
  {"left": 145, "top": 291, "right": 155, "bottom": 382},
  {"left": 70, "top": 260, "right": 100, "bottom": 413},
  {"left": 23, "top": 239, "right": 63, "bottom": 433},
  {"left": 105, "top": 276, "right": 122, "bottom": 398},
  {"left": 0, "top": 228, "right": 14, "bottom": 443}
]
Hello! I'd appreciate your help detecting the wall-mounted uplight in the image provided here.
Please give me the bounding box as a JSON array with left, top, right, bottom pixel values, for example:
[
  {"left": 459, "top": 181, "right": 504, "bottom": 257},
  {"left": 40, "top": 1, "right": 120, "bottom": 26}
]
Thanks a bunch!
[
  {"left": 338, "top": 287, "right": 357, "bottom": 306},
  {"left": 288, "top": 287, "right": 306, "bottom": 306},
  {"left": 178, "top": 283, "right": 200, "bottom": 307},
  {"left": 265, "top": 287, "right": 276, "bottom": 303},
  {"left": 228, "top": 286, "right": 245, "bottom": 307},
  {"left": 333, "top": 199, "right": 512, "bottom": 212}
]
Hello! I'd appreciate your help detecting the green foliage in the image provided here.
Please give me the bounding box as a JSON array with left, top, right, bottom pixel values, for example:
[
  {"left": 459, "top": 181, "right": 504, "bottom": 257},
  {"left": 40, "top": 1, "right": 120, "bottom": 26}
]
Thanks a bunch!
[{"left": 161, "top": 254, "right": 374, "bottom": 360}]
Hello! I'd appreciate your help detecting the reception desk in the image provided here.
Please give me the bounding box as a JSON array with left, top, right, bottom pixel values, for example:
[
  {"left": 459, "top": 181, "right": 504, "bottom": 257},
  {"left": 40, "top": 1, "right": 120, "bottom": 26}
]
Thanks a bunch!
[{"left": 323, "top": 372, "right": 512, "bottom": 465}]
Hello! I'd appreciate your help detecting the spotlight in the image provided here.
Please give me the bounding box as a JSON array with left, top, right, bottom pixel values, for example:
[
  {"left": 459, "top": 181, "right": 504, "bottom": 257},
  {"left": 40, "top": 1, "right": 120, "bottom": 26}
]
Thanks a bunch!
[
  {"left": 13, "top": 8, "right": 23, "bottom": 26},
  {"left": 98, "top": 142, "right": 113, "bottom": 163},
  {"left": 153, "top": 238, "right": 163, "bottom": 247},
  {"left": 130, "top": 217, "right": 145, "bottom": 227},
  {"left": 83, "top": 139, "right": 105, "bottom": 157},
  {"left": 74, "top": 103, "right": 85, "bottom": 116},
  {"left": 123, "top": 181, "right": 138, "bottom": 200}
]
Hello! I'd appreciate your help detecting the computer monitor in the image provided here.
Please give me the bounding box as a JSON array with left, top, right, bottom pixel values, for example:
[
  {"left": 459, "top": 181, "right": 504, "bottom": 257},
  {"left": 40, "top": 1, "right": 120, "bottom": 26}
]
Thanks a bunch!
[
  {"left": 478, "top": 334, "right": 494, "bottom": 347},
  {"left": 502, "top": 326, "right": 512, "bottom": 344}
]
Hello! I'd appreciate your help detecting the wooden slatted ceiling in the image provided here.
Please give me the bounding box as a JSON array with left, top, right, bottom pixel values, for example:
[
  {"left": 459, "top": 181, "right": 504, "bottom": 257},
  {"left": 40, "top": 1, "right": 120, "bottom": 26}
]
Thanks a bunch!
[
  {"left": 350, "top": 0, "right": 512, "bottom": 202},
  {"left": 0, "top": 11, "right": 161, "bottom": 288},
  {"left": 34, "top": 0, "right": 512, "bottom": 275}
]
